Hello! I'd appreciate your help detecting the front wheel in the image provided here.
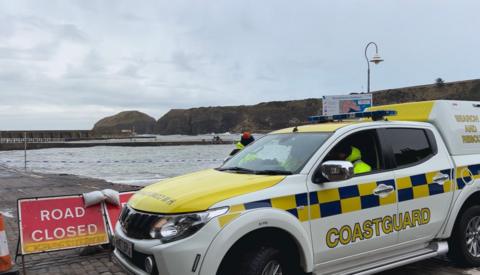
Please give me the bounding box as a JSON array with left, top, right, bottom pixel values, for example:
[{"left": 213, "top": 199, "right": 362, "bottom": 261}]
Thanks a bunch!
[
  {"left": 235, "top": 246, "right": 297, "bottom": 275},
  {"left": 448, "top": 205, "right": 480, "bottom": 266}
]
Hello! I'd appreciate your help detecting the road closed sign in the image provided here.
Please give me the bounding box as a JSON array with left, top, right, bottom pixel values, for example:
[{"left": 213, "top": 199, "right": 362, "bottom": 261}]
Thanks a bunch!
[{"left": 18, "top": 195, "right": 109, "bottom": 254}]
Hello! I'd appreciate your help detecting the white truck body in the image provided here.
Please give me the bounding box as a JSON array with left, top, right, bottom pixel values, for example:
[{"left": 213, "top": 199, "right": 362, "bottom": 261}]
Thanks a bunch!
[
  {"left": 370, "top": 100, "right": 480, "bottom": 155},
  {"left": 113, "top": 100, "right": 480, "bottom": 275}
]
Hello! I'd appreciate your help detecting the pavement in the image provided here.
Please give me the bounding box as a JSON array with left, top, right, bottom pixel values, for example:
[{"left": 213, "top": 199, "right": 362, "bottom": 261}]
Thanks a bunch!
[
  {"left": 1, "top": 165, "right": 480, "bottom": 274},
  {"left": 0, "top": 165, "right": 133, "bottom": 275}
]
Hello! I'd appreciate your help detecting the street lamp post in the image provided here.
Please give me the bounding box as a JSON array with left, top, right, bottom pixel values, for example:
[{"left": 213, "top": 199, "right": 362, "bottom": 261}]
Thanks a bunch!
[{"left": 364, "top": 42, "right": 384, "bottom": 93}]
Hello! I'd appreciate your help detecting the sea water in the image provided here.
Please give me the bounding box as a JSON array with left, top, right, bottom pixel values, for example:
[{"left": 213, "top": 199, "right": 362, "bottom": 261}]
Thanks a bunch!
[{"left": 0, "top": 145, "right": 234, "bottom": 186}]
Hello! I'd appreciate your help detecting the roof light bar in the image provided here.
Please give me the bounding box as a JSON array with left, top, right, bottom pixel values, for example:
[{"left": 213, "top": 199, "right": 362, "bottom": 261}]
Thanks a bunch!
[{"left": 308, "top": 110, "right": 397, "bottom": 123}]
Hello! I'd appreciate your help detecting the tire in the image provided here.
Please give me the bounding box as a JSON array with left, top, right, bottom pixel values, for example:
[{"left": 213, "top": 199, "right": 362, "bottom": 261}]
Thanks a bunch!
[
  {"left": 448, "top": 205, "right": 480, "bottom": 266},
  {"left": 233, "top": 246, "right": 300, "bottom": 275}
]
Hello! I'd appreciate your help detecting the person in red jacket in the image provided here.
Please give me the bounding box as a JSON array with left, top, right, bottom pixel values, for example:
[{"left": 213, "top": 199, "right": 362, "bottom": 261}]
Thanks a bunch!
[
  {"left": 230, "top": 132, "right": 255, "bottom": 156},
  {"left": 239, "top": 132, "right": 255, "bottom": 148}
]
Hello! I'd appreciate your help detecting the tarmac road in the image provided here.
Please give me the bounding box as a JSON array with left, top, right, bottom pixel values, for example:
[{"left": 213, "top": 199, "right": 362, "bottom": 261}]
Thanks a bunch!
[{"left": 1, "top": 166, "right": 480, "bottom": 274}]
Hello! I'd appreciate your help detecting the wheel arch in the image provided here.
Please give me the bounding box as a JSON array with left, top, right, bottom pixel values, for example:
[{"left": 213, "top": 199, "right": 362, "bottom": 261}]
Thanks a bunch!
[
  {"left": 198, "top": 208, "right": 314, "bottom": 275},
  {"left": 442, "top": 190, "right": 480, "bottom": 238},
  {"left": 217, "top": 227, "right": 306, "bottom": 275}
]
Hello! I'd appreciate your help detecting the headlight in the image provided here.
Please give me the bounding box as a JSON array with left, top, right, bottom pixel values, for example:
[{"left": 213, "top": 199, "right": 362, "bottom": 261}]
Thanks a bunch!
[{"left": 149, "top": 207, "right": 228, "bottom": 242}]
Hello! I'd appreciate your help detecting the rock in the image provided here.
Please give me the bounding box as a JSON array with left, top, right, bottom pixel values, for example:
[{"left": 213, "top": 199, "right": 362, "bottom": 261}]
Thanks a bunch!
[
  {"left": 372, "top": 79, "right": 480, "bottom": 105},
  {"left": 154, "top": 99, "right": 323, "bottom": 135},
  {"left": 92, "top": 111, "right": 156, "bottom": 136},
  {"left": 155, "top": 79, "right": 480, "bottom": 135},
  {"left": 88, "top": 79, "right": 480, "bottom": 136}
]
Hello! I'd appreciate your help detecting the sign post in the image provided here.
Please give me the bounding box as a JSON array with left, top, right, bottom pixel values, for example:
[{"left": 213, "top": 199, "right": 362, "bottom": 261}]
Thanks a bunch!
[{"left": 23, "top": 132, "right": 27, "bottom": 171}]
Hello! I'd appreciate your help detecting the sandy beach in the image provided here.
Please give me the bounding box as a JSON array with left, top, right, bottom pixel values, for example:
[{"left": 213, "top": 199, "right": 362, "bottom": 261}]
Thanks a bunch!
[{"left": 0, "top": 165, "right": 479, "bottom": 274}]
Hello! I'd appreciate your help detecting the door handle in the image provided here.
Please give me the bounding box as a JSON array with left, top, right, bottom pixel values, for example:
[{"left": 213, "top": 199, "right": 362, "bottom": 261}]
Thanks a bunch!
[
  {"left": 373, "top": 184, "right": 395, "bottom": 198},
  {"left": 432, "top": 173, "right": 450, "bottom": 185}
]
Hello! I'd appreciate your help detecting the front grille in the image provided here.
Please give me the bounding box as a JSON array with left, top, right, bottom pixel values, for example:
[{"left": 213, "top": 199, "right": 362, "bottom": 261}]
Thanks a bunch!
[{"left": 119, "top": 205, "right": 161, "bottom": 239}]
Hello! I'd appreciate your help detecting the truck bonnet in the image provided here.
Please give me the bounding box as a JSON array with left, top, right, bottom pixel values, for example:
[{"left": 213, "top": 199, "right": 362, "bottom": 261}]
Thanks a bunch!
[{"left": 128, "top": 169, "right": 286, "bottom": 213}]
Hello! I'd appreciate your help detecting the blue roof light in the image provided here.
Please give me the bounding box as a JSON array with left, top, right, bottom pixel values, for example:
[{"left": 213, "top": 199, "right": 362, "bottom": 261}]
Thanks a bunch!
[{"left": 308, "top": 110, "right": 397, "bottom": 123}]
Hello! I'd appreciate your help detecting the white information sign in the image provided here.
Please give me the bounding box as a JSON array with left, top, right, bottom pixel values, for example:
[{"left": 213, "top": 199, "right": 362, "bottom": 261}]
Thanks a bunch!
[{"left": 322, "top": 94, "right": 373, "bottom": 116}]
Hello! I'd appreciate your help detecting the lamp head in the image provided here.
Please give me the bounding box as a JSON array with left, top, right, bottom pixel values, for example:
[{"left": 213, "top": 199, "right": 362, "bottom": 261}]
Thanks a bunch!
[{"left": 370, "top": 53, "right": 384, "bottom": 64}]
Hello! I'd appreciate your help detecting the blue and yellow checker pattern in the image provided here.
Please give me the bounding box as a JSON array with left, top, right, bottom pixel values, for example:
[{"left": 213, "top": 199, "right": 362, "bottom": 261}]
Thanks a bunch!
[
  {"left": 219, "top": 179, "right": 397, "bottom": 227},
  {"left": 218, "top": 167, "right": 476, "bottom": 228},
  {"left": 456, "top": 164, "right": 480, "bottom": 190},
  {"left": 396, "top": 169, "right": 453, "bottom": 202}
]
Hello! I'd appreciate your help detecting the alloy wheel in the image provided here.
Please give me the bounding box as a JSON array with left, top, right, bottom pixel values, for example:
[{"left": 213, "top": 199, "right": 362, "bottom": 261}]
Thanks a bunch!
[
  {"left": 261, "top": 260, "right": 283, "bottom": 275},
  {"left": 466, "top": 216, "right": 480, "bottom": 257}
]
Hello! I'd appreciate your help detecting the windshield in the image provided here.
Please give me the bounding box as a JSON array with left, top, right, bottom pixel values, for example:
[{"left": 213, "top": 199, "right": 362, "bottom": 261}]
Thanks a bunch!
[{"left": 219, "top": 133, "right": 330, "bottom": 175}]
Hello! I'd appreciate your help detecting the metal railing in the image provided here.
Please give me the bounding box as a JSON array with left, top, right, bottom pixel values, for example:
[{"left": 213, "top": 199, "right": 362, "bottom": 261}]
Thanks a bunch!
[{"left": 0, "top": 138, "right": 65, "bottom": 144}]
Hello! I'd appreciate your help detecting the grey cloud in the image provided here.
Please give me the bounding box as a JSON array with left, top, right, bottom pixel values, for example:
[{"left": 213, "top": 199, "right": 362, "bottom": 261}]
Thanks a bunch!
[
  {"left": 81, "top": 51, "right": 105, "bottom": 73},
  {"left": 1, "top": 0, "right": 480, "bottom": 130},
  {"left": 170, "top": 51, "right": 197, "bottom": 73},
  {"left": 0, "top": 15, "right": 87, "bottom": 62},
  {"left": 0, "top": 68, "right": 29, "bottom": 82},
  {"left": 0, "top": 41, "right": 58, "bottom": 61},
  {"left": 120, "top": 13, "right": 144, "bottom": 22},
  {"left": 20, "top": 16, "right": 88, "bottom": 43},
  {"left": 117, "top": 64, "right": 141, "bottom": 78},
  {"left": 56, "top": 24, "right": 88, "bottom": 42},
  {"left": 64, "top": 51, "right": 106, "bottom": 79}
]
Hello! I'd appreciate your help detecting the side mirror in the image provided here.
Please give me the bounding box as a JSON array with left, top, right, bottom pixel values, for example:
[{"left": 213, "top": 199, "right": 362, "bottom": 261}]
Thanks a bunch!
[{"left": 318, "top": 161, "right": 354, "bottom": 182}]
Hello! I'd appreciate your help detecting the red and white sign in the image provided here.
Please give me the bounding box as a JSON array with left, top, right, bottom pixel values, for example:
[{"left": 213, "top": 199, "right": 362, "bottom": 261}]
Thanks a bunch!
[
  {"left": 18, "top": 195, "right": 109, "bottom": 255},
  {"left": 105, "top": 191, "right": 135, "bottom": 233}
]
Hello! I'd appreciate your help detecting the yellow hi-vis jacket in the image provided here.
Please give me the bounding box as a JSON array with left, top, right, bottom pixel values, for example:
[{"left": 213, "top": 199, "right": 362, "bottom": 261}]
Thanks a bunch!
[
  {"left": 236, "top": 142, "right": 245, "bottom": 150},
  {"left": 346, "top": 146, "right": 372, "bottom": 174}
]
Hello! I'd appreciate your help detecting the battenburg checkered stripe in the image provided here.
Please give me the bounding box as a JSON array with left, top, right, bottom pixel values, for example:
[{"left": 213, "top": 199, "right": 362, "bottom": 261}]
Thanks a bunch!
[
  {"left": 456, "top": 165, "right": 480, "bottom": 190},
  {"left": 219, "top": 179, "right": 397, "bottom": 227},
  {"left": 396, "top": 169, "right": 453, "bottom": 202},
  {"left": 218, "top": 166, "right": 476, "bottom": 228}
]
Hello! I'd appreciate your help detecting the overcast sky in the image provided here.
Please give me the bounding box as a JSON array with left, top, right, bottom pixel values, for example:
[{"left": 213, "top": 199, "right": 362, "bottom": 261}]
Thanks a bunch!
[{"left": 1, "top": 0, "right": 479, "bottom": 130}]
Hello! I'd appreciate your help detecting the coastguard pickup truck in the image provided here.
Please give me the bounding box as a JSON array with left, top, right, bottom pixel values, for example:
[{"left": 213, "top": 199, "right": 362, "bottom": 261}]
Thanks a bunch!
[{"left": 114, "top": 100, "right": 480, "bottom": 275}]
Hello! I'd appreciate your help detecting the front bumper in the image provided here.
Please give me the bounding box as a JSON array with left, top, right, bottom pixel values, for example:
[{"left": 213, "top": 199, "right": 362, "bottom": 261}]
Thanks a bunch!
[
  {"left": 113, "top": 219, "right": 220, "bottom": 275},
  {"left": 113, "top": 248, "right": 149, "bottom": 275}
]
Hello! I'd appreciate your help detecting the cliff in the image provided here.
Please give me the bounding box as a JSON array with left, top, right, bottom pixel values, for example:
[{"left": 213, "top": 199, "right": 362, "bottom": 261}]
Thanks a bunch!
[
  {"left": 372, "top": 79, "right": 480, "bottom": 105},
  {"left": 92, "top": 111, "right": 156, "bottom": 136},
  {"left": 154, "top": 99, "right": 323, "bottom": 135},
  {"left": 154, "top": 79, "right": 480, "bottom": 135}
]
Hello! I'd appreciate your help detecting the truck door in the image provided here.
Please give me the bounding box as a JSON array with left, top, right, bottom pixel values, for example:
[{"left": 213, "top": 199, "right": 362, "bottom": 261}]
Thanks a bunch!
[
  {"left": 308, "top": 129, "right": 399, "bottom": 270},
  {"left": 381, "top": 127, "right": 454, "bottom": 244}
]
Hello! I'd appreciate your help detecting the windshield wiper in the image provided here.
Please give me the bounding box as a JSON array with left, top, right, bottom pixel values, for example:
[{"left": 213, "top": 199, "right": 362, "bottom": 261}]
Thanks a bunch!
[
  {"left": 253, "top": 169, "right": 293, "bottom": 175},
  {"left": 217, "top": 167, "right": 256, "bottom": 174},
  {"left": 217, "top": 167, "right": 292, "bottom": 175}
]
